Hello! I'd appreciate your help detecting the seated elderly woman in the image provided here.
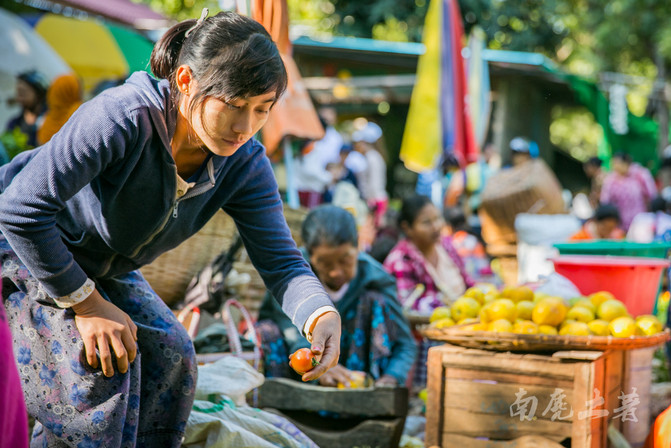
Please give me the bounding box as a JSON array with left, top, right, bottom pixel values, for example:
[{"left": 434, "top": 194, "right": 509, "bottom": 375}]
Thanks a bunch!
[{"left": 257, "top": 205, "right": 416, "bottom": 387}]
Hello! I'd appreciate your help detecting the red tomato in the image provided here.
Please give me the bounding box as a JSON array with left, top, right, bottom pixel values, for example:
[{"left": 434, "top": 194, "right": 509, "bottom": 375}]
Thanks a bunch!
[{"left": 289, "top": 348, "right": 319, "bottom": 375}]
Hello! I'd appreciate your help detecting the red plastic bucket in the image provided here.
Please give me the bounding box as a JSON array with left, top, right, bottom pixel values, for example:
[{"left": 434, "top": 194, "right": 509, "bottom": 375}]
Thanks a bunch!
[{"left": 551, "top": 255, "right": 670, "bottom": 317}]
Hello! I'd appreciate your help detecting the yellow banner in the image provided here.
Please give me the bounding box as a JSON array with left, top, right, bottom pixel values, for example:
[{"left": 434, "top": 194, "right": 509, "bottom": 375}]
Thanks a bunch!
[{"left": 399, "top": 0, "right": 442, "bottom": 173}]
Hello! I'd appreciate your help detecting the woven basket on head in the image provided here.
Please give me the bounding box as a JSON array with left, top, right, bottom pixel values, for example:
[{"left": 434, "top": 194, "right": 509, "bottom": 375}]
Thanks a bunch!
[{"left": 140, "top": 205, "right": 308, "bottom": 308}]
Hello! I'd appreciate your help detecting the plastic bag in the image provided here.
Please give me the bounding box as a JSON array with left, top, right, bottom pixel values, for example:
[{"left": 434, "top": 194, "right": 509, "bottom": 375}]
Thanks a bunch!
[
  {"left": 183, "top": 357, "right": 319, "bottom": 448},
  {"left": 533, "top": 272, "right": 583, "bottom": 300}
]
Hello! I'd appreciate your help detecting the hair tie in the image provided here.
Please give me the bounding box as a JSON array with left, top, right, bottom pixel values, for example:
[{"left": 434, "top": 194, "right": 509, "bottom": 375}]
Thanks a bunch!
[{"left": 185, "top": 8, "right": 209, "bottom": 37}]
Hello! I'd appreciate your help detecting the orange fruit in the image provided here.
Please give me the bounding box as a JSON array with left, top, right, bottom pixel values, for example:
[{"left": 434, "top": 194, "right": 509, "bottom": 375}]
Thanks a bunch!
[
  {"left": 538, "top": 325, "right": 558, "bottom": 335},
  {"left": 451, "top": 297, "right": 481, "bottom": 322},
  {"left": 516, "top": 301, "right": 535, "bottom": 321},
  {"left": 430, "top": 306, "right": 451, "bottom": 323},
  {"left": 609, "top": 316, "right": 637, "bottom": 337},
  {"left": 480, "top": 299, "right": 517, "bottom": 324},
  {"left": 559, "top": 321, "right": 591, "bottom": 336},
  {"left": 513, "top": 320, "right": 539, "bottom": 334},
  {"left": 488, "top": 319, "right": 514, "bottom": 333},
  {"left": 507, "top": 286, "right": 535, "bottom": 303},
  {"left": 566, "top": 306, "right": 595, "bottom": 323},
  {"left": 590, "top": 291, "right": 616, "bottom": 308},
  {"left": 569, "top": 297, "right": 597, "bottom": 314},
  {"left": 289, "top": 348, "right": 319, "bottom": 375},
  {"left": 596, "top": 299, "right": 629, "bottom": 322},
  {"left": 431, "top": 317, "right": 456, "bottom": 329},
  {"left": 635, "top": 315, "right": 664, "bottom": 336},
  {"left": 463, "top": 287, "right": 486, "bottom": 305},
  {"left": 532, "top": 297, "right": 568, "bottom": 327}
]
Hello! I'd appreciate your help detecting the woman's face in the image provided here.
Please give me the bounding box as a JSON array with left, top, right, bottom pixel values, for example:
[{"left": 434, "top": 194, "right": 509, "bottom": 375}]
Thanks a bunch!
[
  {"left": 189, "top": 91, "right": 276, "bottom": 156},
  {"left": 15, "top": 79, "right": 39, "bottom": 110},
  {"left": 611, "top": 158, "right": 630, "bottom": 176},
  {"left": 595, "top": 217, "right": 619, "bottom": 239},
  {"left": 405, "top": 203, "right": 443, "bottom": 249},
  {"left": 309, "top": 243, "right": 358, "bottom": 291}
]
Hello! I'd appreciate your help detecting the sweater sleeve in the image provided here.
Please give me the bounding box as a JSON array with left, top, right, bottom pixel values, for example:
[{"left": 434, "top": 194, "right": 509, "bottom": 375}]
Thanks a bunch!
[
  {"left": 0, "top": 95, "right": 139, "bottom": 298},
  {"left": 223, "top": 143, "right": 334, "bottom": 333},
  {"left": 258, "top": 290, "right": 310, "bottom": 354}
]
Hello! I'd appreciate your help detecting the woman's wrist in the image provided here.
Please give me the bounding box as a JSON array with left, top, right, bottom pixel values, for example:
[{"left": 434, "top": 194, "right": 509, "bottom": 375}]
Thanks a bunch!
[
  {"left": 71, "top": 289, "right": 103, "bottom": 315},
  {"left": 53, "top": 278, "right": 96, "bottom": 308},
  {"left": 303, "top": 306, "right": 338, "bottom": 343}
]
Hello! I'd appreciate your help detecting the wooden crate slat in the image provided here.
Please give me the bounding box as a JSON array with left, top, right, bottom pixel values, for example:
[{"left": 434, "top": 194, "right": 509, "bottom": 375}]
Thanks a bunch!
[
  {"left": 442, "top": 408, "right": 572, "bottom": 440},
  {"left": 444, "top": 379, "right": 577, "bottom": 415},
  {"left": 445, "top": 367, "right": 575, "bottom": 389},
  {"left": 438, "top": 348, "right": 581, "bottom": 380},
  {"left": 426, "top": 344, "right": 446, "bottom": 447},
  {"left": 569, "top": 358, "right": 605, "bottom": 447},
  {"left": 620, "top": 347, "right": 656, "bottom": 447}
]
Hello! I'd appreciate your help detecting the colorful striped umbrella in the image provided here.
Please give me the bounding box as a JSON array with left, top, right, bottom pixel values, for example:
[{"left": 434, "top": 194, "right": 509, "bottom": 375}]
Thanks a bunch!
[
  {"left": 400, "top": 0, "right": 478, "bottom": 172},
  {"left": 22, "top": 13, "right": 154, "bottom": 93}
]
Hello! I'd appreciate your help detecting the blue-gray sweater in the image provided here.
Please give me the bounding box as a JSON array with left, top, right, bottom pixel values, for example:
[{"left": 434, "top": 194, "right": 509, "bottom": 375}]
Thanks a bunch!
[{"left": 0, "top": 72, "right": 333, "bottom": 331}]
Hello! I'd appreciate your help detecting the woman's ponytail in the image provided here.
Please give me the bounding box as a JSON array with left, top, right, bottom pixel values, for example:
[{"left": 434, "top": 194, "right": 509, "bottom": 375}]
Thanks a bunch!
[{"left": 150, "top": 20, "right": 195, "bottom": 80}]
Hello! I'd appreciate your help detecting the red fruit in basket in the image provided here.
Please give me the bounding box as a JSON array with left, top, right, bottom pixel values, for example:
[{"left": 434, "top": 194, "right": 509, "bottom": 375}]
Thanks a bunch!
[{"left": 289, "top": 348, "right": 319, "bottom": 374}]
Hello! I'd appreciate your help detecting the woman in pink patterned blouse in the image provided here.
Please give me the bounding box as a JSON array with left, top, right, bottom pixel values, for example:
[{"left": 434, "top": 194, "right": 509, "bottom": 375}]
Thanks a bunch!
[
  {"left": 382, "top": 194, "right": 473, "bottom": 388},
  {"left": 383, "top": 194, "right": 473, "bottom": 315},
  {"left": 601, "top": 152, "right": 657, "bottom": 230}
]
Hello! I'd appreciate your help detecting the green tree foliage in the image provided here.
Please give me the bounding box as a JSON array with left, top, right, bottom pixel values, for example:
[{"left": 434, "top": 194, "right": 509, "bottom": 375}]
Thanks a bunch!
[
  {"left": 458, "top": 0, "right": 568, "bottom": 55},
  {"left": 287, "top": 0, "right": 428, "bottom": 42},
  {"left": 139, "top": 0, "right": 225, "bottom": 21}
]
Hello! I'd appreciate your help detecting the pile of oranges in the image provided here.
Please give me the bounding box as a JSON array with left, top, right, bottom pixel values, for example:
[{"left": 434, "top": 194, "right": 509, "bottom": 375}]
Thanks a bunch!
[{"left": 429, "top": 285, "right": 664, "bottom": 338}]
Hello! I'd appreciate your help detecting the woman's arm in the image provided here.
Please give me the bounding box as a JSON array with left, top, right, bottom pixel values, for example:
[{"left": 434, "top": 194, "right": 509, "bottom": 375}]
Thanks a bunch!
[
  {"left": 222, "top": 144, "right": 339, "bottom": 378},
  {"left": 258, "top": 290, "right": 310, "bottom": 354}
]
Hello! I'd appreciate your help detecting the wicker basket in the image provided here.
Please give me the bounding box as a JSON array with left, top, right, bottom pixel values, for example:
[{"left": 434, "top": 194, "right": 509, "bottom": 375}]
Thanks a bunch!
[
  {"left": 140, "top": 205, "right": 308, "bottom": 308},
  {"left": 420, "top": 326, "right": 671, "bottom": 353},
  {"left": 479, "top": 159, "right": 565, "bottom": 246}
]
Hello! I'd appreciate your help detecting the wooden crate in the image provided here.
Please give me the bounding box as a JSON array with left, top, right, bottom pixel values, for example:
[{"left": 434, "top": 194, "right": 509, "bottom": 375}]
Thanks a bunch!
[
  {"left": 613, "top": 346, "right": 657, "bottom": 448},
  {"left": 425, "top": 344, "right": 623, "bottom": 448},
  {"left": 257, "top": 377, "right": 408, "bottom": 448}
]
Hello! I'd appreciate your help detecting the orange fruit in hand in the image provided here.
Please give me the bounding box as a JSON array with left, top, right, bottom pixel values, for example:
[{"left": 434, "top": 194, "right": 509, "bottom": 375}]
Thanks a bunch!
[{"left": 289, "top": 348, "right": 319, "bottom": 375}]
